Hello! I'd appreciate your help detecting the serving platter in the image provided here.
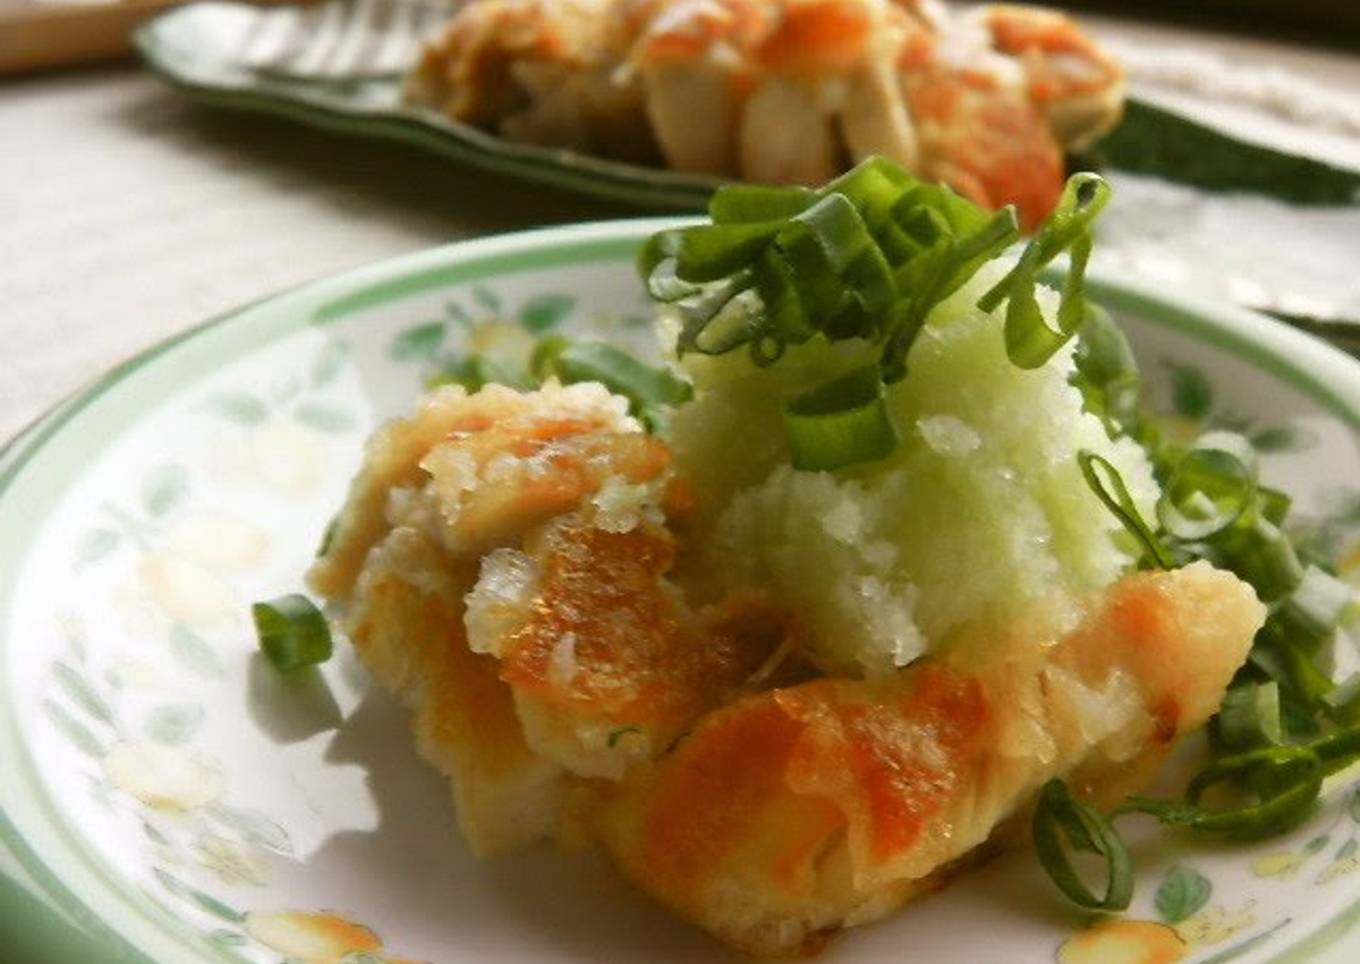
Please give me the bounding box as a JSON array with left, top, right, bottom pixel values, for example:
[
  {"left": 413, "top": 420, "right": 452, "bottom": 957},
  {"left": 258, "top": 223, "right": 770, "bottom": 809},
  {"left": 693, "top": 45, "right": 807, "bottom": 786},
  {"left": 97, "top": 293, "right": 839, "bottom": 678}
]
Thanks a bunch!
[
  {"left": 135, "top": 0, "right": 1360, "bottom": 331},
  {"left": 3, "top": 220, "right": 1360, "bottom": 964}
]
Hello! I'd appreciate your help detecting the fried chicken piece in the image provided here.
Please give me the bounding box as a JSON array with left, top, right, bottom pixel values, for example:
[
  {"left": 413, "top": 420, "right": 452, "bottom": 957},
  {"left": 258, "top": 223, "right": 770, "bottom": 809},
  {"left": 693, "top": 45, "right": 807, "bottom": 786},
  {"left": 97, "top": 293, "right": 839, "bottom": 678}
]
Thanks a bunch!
[
  {"left": 976, "top": 3, "right": 1125, "bottom": 152},
  {"left": 901, "top": 60, "right": 1064, "bottom": 230},
  {"left": 592, "top": 562, "right": 1263, "bottom": 955},
  {"left": 694, "top": 0, "right": 1106, "bottom": 223},
  {"left": 404, "top": 0, "right": 1124, "bottom": 224},
  {"left": 467, "top": 514, "right": 795, "bottom": 778},
  {"left": 312, "top": 380, "right": 790, "bottom": 844},
  {"left": 310, "top": 381, "right": 671, "bottom": 599},
  {"left": 621, "top": 0, "right": 766, "bottom": 174},
  {"left": 405, "top": 0, "right": 657, "bottom": 161},
  {"left": 343, "top": 528, "right": 565, "bottom": 855}
]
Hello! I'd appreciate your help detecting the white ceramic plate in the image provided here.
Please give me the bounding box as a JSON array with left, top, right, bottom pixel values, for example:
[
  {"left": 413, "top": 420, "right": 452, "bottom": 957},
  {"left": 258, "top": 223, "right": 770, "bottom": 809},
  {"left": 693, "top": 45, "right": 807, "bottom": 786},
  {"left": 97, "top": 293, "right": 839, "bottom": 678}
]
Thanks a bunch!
[{"left": 4, "top": 220, "right": 1360, "bottom": 964}]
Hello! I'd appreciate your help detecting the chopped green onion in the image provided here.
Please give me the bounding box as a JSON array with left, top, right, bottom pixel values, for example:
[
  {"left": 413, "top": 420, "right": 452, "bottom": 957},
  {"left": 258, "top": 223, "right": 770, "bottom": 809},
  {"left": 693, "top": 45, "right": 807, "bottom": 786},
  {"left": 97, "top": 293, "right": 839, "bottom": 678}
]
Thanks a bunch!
[
  {"left": 673, "top": 221, "right": 786, "bottom": 283},
  {"left": 252, "top": 594, "right": 333, "bottom": 671},
  {"left": 529, "top": 335, "right": 571, "bottom": 381},
  {"left": 1077, "top": 450, "right": 1172, "bottom": 569},
  {"left": 428, "top": 354, "right": 532, "bottom": 393},
  {"left": 640, "top": 157, "right": 1063, "bottom": 383},
  {"left": 1215, "top": 516, "right": 1305, "bottom": 603},
  {"left": 639, "top": 247, "right": 702, "bottom": 303},
  {"left": 607, "top": 726, "right": 642, "bottom": 748},
  {"left": 1187, "top": 746, "right": 1321, "bottom": 831},
  {"left": 1071, "top": 304, "right": 1141, "bottom": 436},
  {"left": 1124, "top": 745, "right": 1322, "bottom": 838},
  {"left": 979, "top": 174, "right": 1110, "bottom": 312},
  {"left": 1257, "top": 486, "right": 1292, "bottom": 526},
  {"left": 978, "top": 174, "right": 1111, "bottom": 369},
  {"left": 1309, "top": 724, "right": 1360, "bottom": 777},
  {"left": 1249, "top": 628, "right": 1335, "bottom": 710},
  {"left": 708, "top": 183, "right": 816, "bottom": 223},
  {"left": 539, "top": 340, "right": 693, "bottom": 430},
  {"left": 784, "top": 365, "right": 898, "bottom": 472},
  {"left": 636, "top": 158, "right": 1119, "bottom": 465},
  {"left": 1283, "top": 565, "right": 1358, "bottom": 639},
  {"left": 1033, "top": 779, "right": 1133, "bottom": 911},
  {"left": 880, "top": 203, "right": 1019, "bottom": 381},
  {"left": 1323, "top": 673, "right": 1360, "bottom": 726},
  {"left": 316, "top": 516, "right": 338, "bottom": 558},
  {"left": 1215, "top": 682, "right": 1283, "bottom": 750},
  {"left": 1156, "top": 431, "right": 1258, "bottom": 540},
  {"left": 1000, "top": 232, "right": 1091, "bottom": 370}
]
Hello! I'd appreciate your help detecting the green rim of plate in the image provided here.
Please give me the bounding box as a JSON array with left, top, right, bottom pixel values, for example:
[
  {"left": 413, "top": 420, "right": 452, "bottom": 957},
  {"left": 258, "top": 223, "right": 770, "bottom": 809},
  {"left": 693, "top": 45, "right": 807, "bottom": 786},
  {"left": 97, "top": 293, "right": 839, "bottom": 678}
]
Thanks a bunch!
[{"left": 2, "top": 219, "right": 1360, "bottom": 964}]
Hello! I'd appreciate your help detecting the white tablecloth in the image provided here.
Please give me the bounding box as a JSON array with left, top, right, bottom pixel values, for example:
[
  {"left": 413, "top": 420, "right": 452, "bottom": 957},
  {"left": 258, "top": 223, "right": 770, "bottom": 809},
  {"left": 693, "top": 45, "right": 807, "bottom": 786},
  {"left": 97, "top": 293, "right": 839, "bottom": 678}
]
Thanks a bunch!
[{"left": 2, "top": 13, "right": 1359, "bottom": 445}]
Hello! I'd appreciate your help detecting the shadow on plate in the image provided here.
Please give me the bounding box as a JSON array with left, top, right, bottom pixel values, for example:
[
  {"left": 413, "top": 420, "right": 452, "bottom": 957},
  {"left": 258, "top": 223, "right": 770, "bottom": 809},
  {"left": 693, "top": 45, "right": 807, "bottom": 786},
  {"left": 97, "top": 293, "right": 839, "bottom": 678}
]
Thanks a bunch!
[{"left": 279, "top": 685, "right": 724, "bottom": 962}]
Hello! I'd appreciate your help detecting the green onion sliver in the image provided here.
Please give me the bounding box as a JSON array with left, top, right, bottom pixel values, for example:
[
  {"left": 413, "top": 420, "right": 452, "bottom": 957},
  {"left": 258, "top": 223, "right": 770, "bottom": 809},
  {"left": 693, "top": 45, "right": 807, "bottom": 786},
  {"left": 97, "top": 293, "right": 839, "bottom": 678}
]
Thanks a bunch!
[
  {"left": 978, "top": 174, "right": 1111, "bottom": 371},
  {"left": 428, "top": 353, "right": 532, "bottom": 393},
  {"left": 1123, "top": 745, "right": 1323, "bottom": 838},
  {"left": 638, "top": 158, "right": 1096, "bottom": 389},
  {"left": 1071, "top": 304, "right": 1141, "bottom": 435},
  {"left": 1033, "top": 779, "right": 1133, "bottom": 911},
  {"left": 544, "top": 340, "right": 693, "bottom": 424},
  {"left": 1156, "top": 431, "right": 1258, "bottom": 540},
  {"left": 1078, "top": 450, "right": 1172, "bottom": 570},
  {"left": 1324, "top": 673, "right": 1360, "bottom": 726},
  {"left": 252, "top": 594, "right": 333, "bottom": 672},
  {"left": 1215, "top": 681, "right": 1284, "bottom": 751},
  {"left": 1285, "top": 565, "right": 1358, "bottom": 638},
  {"left": 1308, "top": 725, "right": 1360, "bottom": 778},
  {"left": 1186, "top": 745, "right": 1322, "bottom": 836},
  {"left": 1250, "top": 625, "right": 1335, "bottom": 710},
  {"left": 784, "top": 365, "right": 898, "bottom": 472},
  {"left": 1002, "top": 232, "right": 1093, "bottom": 370},
  {"left": 1223, "top": 516, "right": 1305, "bottom": 603},
  {"left": 709, "top": 183, "right": 816, "bottom": 224},
  {"left": 316, "top": 516, "right": 339, "bottom": 558}
]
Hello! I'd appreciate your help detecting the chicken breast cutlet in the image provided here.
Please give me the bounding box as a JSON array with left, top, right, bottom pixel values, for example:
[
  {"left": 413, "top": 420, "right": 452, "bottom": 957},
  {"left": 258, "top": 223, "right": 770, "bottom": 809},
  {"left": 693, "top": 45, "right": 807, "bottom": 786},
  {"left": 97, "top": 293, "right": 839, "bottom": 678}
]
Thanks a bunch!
[
  {"left": 594, "top": 562, "right": 1261, "bottom": 955},
  {"left": 311, "top": 380, "right": 794, "bottom": 849}
]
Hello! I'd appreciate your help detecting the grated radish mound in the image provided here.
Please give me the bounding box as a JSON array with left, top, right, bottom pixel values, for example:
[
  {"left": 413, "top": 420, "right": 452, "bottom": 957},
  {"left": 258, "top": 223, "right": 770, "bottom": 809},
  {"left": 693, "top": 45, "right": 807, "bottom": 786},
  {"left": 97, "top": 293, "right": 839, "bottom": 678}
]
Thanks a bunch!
[{"left": 670, "top": 265, "right": 1161, "bottom": 677}]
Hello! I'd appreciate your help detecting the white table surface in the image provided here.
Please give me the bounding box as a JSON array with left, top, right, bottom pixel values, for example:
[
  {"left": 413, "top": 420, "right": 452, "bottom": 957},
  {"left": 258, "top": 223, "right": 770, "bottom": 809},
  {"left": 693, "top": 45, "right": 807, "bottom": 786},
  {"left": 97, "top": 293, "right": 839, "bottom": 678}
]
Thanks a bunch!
[{"left": 2, "top": 12, "right": 1359, "bottom": 445}]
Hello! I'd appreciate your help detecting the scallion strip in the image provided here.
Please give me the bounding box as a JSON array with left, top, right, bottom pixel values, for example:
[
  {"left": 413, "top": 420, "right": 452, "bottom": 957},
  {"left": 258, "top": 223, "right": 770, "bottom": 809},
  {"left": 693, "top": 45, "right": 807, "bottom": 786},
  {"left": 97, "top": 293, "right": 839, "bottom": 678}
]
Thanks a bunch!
[
  {"left": 541, "top": 340, "right": 693, "bottom": 428},
  {"left": 639, "top": 158, "right": 1099, "bottom": 391},
  {"left": 979, "top": 174, "right": 1111, "bottom": 313},
  {"left": 1156, "top": 431, "right": 1258, "bottom": 540},
  {"left": 1033, "top": 779, "right": 1133, "bottom": 911},
  {"left": 784, "top": 365, "right": 898, "bottom": 472},
  {"left": 1215, "top": 682, "right": 1284, "bottom": 751},
  {"left": 1124, "top": 745, "right": 1322, "bottom": 838},
  {"left": 978, "top": 174, "right": 1111, "bottom": 369},
  {"left": 1071, "top": 304, "right": 1140, "bottom": 435},
  {"left": 252, "top": 594, "right": 333, "bottom": 672},
  {"left": 1323, "top": 673, "right": 1360, "bottom": 726},
  {"left": 709, "top": 184, "right": 816, "bottom": 224},
  {"left": 1250, "top": 627, "right": 1335, "bottom": 710},
  {"left": 1002, "top": 231, "right": 1092, "bottom": 370},
  {"left": 428, "top": 354, "right": 532, "bottom": 393},
  {"left": 1217, "top": 516, "right": 1305, "bottom": 603},
  {"left": 1307, "top": 725, "right": 1360, "bottom": 777},
  {"left": 1078, "top": 450, "right": 1173, "bottom": 569},
  {"left": 1285, "top": 565, "right": 1358, "bottom": 638},
  {"left": 1257, "top": 486, "right": 1292, "bottom": 526}
]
